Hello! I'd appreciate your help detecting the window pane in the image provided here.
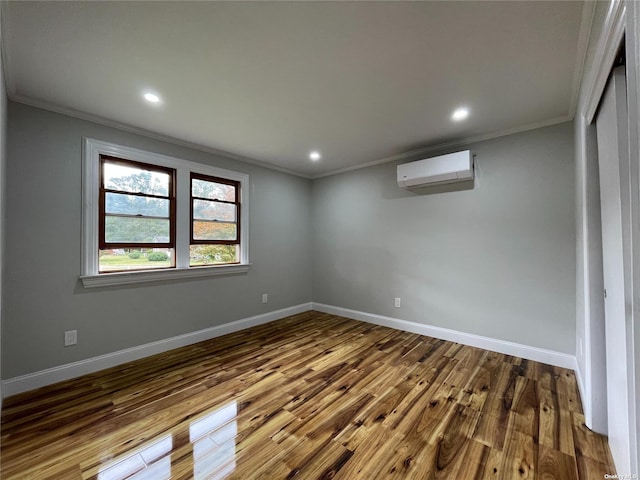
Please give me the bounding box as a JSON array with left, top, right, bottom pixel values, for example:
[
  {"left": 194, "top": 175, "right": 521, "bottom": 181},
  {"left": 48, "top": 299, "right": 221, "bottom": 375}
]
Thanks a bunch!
[
  {"left": 192, "top": 199, "right": 236, "bottom": 222},
  {"left": 99, "top": 248, "right": 174, "bottom": 272},
  {"left": 190, "top": 245, "right": 239, "bottom": 266},
  {"left": 192, "top": 179, "right": 235, "bottom": 201},
  {"left": 105, "top": 193, "right": 169, "bottom": 217},
  {"left": 105, "top": 216, "right": 170, "bottom": 243},
  {"left": 192, "top": 221, "right": 237, "bottom": 241},
  {"left": 104, "top": 162, "right": 170, "bottom": 196}
]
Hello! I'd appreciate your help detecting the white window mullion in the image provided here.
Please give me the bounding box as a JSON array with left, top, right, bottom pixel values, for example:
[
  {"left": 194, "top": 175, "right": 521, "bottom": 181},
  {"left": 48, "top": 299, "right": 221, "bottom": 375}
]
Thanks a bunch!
[{"left": 175, "top": 168, "right": 191, "bottom": 268}]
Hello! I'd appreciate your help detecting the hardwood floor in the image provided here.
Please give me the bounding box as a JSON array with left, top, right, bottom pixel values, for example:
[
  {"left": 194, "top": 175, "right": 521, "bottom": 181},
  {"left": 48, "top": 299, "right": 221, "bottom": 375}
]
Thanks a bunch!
[{"left": 1, "top": 311, "right": 615, "bottom": 479}]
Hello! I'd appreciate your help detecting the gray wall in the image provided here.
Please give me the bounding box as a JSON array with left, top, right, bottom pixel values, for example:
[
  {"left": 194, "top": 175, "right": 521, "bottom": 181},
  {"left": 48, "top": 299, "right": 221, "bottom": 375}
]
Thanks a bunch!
[
  {"left": 312, "top": 122, "right": 576, "bottom": 353},
  {"left": 2, "top": 102, "right": 312, "bottom": 378},
  {"left": 2, "top": 104, "right": 576, "bottom": 380},
  {"left": 0, "top": 11, "right": 7, "bottom": 404}
]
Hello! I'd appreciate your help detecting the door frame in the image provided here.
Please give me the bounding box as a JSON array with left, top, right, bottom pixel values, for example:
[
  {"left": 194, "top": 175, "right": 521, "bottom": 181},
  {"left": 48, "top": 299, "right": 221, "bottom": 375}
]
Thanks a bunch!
[{"left": 576, "top": 0, "right": 639, "bottom": 472}]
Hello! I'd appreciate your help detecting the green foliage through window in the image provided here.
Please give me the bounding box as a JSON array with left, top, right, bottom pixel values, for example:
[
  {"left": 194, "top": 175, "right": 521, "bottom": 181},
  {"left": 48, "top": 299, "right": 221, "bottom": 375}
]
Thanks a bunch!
[
  {"left": 190, "top": 245, "right": 238, "bottom": 265},
  {"left": 148, "top": 251, "right": 169, "bottom": 262}
]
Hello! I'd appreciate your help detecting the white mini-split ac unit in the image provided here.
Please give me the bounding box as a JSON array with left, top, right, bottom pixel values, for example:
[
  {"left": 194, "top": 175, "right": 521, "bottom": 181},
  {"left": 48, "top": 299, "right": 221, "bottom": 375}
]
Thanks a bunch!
[{"left": 397, "top": 150, "right": 474, "bottom": 188}]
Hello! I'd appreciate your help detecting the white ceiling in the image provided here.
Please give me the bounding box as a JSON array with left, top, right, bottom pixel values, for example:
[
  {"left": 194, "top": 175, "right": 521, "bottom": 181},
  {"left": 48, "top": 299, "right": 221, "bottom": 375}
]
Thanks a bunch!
[{"left": 3, "top": 1, "right": 590, "bottom": 177}]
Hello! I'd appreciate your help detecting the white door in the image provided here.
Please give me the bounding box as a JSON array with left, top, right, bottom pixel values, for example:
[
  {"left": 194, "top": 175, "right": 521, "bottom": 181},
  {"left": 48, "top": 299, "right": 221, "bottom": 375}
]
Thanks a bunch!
[{"left": 596, "top": 65, "right": 632, "bottom": 473}]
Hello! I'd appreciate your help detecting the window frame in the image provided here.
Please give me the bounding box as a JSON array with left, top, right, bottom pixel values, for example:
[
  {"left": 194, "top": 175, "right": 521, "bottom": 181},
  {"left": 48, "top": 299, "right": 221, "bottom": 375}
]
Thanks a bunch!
[
  {"left": 81, "top": 138, "right": 250, "bottom": 287},
  {"left": 190, "top": 172, "right": 240, "bottom": 247},
  {"left": 99, "top": 155, "right": 177, "bottom": 251}
]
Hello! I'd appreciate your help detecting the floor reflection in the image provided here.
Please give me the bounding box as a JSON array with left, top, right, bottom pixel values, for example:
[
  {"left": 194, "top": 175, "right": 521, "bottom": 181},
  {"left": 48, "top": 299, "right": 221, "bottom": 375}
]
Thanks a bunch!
[
  {"left": 96, "top": 401, "right": 238, "bottom": 480},
  {"left": 191, "top": 401, "right": 238, "bottom": 480},
  {"left": 98, "top": 434, "right": 172, "bottom": 480}
]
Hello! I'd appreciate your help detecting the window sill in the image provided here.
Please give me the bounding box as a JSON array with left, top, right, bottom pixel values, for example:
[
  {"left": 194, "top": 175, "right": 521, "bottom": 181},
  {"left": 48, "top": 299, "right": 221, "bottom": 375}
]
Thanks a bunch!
[{"left": 80, "top": 264, "right": 251, "bottom": 288}]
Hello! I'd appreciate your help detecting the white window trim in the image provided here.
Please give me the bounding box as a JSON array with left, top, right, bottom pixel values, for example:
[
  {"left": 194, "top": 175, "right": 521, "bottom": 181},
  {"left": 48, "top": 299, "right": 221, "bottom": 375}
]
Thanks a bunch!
[{"left": 80, "top": 138, "right": 250, "bottom": 288}]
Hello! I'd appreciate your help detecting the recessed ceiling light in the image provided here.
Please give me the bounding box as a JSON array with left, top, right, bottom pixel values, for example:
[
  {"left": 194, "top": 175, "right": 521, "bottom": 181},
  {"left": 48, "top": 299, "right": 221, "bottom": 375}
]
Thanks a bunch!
[
  {"left": 143, "top": 92, "right": 161, "bottom": 103},
  {"left": 451, "top": 107, "right": 470, "bottom": 121},
  {"left": 309, "top": 151, "right": 321, "bottom": 161}
]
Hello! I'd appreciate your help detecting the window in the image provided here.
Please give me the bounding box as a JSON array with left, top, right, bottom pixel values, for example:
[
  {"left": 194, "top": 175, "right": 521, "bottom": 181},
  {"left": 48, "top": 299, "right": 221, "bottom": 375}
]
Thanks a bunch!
[
  {"left": 99, "top": 156, "right": 176, "bottom": 272},
  {"left": 82, "top": 139, "right": 249, "bottom": 287},
  {"left": 190, "top": 173, "right": 240, "bottom": 266}
]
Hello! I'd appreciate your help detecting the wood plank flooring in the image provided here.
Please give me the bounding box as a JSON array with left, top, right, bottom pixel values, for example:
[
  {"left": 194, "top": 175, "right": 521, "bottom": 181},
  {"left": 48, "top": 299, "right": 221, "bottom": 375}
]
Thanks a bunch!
[{"left": 1, "top": 311, "right": 616, "bottom": 479}]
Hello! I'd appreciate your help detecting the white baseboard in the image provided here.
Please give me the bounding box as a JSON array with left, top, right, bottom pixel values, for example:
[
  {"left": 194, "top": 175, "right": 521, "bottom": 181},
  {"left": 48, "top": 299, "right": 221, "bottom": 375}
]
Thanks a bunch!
[
  {"left": 1, "top": 303, "right": 312, "bottom": 398},
  {"left": 312, "top": 303, "right": 577, "bottom": 370},
  {"left": 2, "top": 301, "right": 579, "bottom": 399}
]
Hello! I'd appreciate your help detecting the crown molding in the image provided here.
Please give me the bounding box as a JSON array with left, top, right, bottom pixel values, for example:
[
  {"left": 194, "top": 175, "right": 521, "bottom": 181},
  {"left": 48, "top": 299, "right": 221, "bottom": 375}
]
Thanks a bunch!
[
  {"left": 11, "top": 84, "right": 582, "bottom": 184},
  {"left": 8, "top": 94, "right": 313, "bottom": 179},
  {"left": 311, "top": 115, "right": 573, "bottom": 179},
  {"left": 10, "top": 93, "right": 574, "bottom": 182}
]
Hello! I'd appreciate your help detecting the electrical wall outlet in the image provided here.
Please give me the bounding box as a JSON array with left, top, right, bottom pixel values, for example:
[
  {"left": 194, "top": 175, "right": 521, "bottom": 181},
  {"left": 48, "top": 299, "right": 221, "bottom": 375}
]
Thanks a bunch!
[
  {"left": 262, "top": 293, "right": 268, "bottom": 304},
  {"left": 64, "top": 330, "right": 77, "bottom": 347},
  {"left": 394, "top": 297, "right": 401, "bottom": 308}
]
